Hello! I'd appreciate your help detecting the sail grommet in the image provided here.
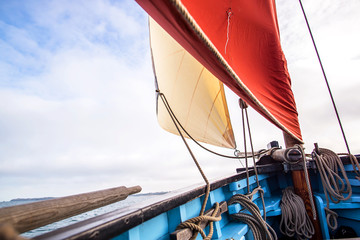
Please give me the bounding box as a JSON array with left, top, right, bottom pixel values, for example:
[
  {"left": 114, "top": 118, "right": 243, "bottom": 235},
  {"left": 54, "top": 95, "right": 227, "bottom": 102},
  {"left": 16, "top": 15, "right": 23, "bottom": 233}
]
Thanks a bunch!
[{"left": 238, "top": 98, "right": 248, "bottom": 109}]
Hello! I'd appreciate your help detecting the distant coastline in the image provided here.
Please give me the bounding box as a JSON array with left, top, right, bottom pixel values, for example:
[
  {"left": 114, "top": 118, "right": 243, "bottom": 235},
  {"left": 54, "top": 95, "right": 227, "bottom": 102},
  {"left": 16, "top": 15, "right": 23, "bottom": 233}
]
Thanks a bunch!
[
  {"left": 7, "top": 192, "right": 168, "bottom": 202},
  {"left": 10, "top": 197, "right": 55, "bottom": 202},
  {"left": 134, "top": 191, "right": 168, "bottom": 196}
]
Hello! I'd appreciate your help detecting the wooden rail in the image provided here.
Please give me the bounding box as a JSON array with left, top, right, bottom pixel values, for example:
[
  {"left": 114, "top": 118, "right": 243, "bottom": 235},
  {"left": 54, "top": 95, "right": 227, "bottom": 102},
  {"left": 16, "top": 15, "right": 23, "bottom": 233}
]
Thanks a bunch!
[{"left": 0, "top": 185, "right": 141, "bottom": 234}]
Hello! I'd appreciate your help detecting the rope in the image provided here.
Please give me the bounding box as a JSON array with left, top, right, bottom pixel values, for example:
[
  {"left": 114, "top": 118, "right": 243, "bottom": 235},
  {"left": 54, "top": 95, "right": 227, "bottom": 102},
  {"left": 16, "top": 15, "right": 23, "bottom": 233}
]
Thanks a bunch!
[
  {"left": 312, "top": 148, "right": 352, "bottom": 231},
  {"left": 157, "top": 91, "right": 273, "bottom": 159},
  {"left": 296, "top": 144, "right": 317, "bottom": 220},
  {"left": 159, "top": 92, "right": 221, "bottom": 239},
  {"left": 280, "top": 187, "right": 315, "bottom": 239},
  {"left": 298, "top": 4, "right": 356, "bottom": 231},
  {"left": 241, "top": 102, "right": 250, "bottom": 193},
  {"left": 337, "top": 153, "right": 360, "bottom": 180},
  {"left": 228, "top": 188, "right": 277, "bottom": 240},
  {"left": 298, "top": 0, "right": 352, "bottom": 156},
  {"left": 176, "top": 202, "right": 221, "bottom": 240},
  {"left": 240, "top": 99, "right": 267, "bottom": 221}
]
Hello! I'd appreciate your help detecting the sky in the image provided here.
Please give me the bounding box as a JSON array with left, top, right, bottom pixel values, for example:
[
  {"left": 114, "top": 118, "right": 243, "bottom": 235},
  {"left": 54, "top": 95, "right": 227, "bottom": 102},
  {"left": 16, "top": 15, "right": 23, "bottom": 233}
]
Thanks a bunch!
[{"left": 0, "top": 0, "right": 359, "bottom": 201}]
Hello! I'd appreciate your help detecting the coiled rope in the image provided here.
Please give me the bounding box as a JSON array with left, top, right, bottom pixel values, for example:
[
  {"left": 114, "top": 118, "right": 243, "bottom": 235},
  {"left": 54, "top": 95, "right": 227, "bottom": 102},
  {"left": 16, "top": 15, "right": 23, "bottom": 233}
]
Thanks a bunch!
[
  {"left": 312, "top": 148, "right": 352, "bottom": 231},
  {"left": 176, "top": 202, "right": 221, "bottom": 240},
  {"left": 280, "top": 187, "right": 315, "bottom": 239},
  {"left": 228, "top": 187, "right": 277, "bottom": 240}
]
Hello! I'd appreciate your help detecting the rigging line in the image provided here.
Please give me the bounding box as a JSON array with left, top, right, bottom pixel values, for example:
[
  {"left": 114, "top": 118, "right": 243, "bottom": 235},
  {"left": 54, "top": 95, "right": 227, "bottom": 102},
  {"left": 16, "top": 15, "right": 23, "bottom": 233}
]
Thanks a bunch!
[
  {"left": 159, "top": 93, "right": 218, "bottom": 240},
  {"left": 157, "top": 91, "right": 273, "bottom": 159},
  {"left": 297, "top": 144, "right": 317, "bottom": 221},
  {"left": 241, "top": 106, "right": 250, "bottom": 193},
  {"left": 159, "top": 93, "right": 210, "bottom": 216},
  {"left": 312, "top": 148, "right": 352, "bottom": 231},
  {"left": 245, "top": 106, "right": 267, "bottom": 221},
  {"left": 298, "top": 0, "right": 352, "bottom": 155}
]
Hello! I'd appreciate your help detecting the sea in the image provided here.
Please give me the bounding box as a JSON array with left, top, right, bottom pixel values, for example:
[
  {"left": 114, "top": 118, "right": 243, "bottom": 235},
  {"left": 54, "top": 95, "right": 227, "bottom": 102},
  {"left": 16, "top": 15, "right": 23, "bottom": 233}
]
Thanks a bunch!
[{"left": 0, "top": 193, "right": 166, "bottom": 239}]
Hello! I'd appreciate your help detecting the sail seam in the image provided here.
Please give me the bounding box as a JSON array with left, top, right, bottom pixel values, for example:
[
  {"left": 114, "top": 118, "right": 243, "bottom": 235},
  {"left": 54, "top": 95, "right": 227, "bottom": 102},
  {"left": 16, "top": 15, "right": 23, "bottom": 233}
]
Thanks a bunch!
[{"left": 185, "top": 67, "right": 204, "bottom": 127}]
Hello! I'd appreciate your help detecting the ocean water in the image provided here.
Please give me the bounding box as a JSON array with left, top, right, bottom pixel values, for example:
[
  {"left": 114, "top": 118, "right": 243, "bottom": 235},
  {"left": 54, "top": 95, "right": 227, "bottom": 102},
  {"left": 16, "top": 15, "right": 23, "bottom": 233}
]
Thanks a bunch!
[{"left": 0, "top": 193, "right": 164, "bottom": 239}]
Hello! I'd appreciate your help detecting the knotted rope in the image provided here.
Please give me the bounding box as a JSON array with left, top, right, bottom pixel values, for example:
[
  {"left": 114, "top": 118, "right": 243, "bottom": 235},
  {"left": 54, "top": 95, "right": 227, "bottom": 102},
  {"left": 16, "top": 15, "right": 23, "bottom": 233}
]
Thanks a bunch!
[
  {"left": 280, "top": 187, "right": 315, "bottom": 239},
  {"left": 176, "top": 202, "right": 221, "bottom": 240},
  {"left": 228, "top": 187, "right": 277, "bottom": 240},
  {"left": 312, "top": 148, "right": 352, "bottom": 231}
]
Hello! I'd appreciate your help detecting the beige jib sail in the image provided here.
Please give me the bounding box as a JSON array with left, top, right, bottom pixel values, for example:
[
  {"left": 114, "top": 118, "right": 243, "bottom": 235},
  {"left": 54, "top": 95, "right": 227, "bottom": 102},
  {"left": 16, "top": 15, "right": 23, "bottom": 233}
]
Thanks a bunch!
[{"left": 150, "top": 18, "right": 236, "bottom": 149}]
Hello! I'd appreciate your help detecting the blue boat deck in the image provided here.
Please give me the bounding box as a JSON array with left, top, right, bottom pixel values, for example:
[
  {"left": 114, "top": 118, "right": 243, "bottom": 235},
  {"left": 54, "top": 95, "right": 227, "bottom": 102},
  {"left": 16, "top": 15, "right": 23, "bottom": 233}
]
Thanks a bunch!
[
  {"left": 113, "top": 173, "right": 284, "bottom": 240},
  {"left": 34, "top": 163, "right": 360, "bottom": 240},
  {"left": 313, "top": 165, "right": 360, "bottom": 239}
]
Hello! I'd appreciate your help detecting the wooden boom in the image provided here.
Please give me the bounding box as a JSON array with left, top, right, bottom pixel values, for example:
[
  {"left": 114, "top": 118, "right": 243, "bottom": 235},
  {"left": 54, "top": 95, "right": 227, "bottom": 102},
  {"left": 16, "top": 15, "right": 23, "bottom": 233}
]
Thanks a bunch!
[{"left": 0, "top": 185, "right": 141, "bottom": 234}]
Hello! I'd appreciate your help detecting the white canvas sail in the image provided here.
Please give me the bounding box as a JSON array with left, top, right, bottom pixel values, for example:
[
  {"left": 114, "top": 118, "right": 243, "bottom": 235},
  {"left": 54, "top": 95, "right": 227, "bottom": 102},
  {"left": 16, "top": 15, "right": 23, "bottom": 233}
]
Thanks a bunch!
[{"left": 150, "top": 18, "right": 236, "bottom": 149}]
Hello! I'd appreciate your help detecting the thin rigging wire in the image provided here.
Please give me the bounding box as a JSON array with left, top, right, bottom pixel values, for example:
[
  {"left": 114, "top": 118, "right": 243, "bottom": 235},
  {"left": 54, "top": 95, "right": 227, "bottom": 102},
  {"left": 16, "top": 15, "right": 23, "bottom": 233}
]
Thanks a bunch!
[
  {"left": 241, "top": 106, "right": 250, "bottom": 193},
  {"left": 244, "top": 106, "right": 267, "bottom": 221},
  {"left": 298, "top": 0, "right": 351, "bottom": 155},
  {"left": 159, "top": 93, "right": 210, "bottom": 214}
]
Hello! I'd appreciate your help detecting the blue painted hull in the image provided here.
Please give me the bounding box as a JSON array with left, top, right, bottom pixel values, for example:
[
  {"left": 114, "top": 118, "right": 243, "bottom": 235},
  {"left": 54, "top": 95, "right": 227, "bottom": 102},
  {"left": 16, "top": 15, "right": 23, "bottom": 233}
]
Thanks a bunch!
[{"left": 35, "top": 163, "right": 360, "bottom": 240}]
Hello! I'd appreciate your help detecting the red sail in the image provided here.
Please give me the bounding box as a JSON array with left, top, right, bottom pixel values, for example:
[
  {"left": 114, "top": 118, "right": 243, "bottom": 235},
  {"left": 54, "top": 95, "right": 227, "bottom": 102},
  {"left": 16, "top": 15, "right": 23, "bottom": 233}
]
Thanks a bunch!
[{"left": 137, "top": 0, "right": 302, "bottom": 141}]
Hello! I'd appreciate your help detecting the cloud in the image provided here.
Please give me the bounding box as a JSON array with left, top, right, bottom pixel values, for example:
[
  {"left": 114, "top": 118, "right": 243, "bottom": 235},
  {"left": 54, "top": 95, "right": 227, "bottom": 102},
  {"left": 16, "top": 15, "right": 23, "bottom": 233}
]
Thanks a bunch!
[
  {"left": 1, "top": 0, "right": 360, "bottom": 201},
  {"left": 275, "top": 0, "right": 360, "bottom": 153}
]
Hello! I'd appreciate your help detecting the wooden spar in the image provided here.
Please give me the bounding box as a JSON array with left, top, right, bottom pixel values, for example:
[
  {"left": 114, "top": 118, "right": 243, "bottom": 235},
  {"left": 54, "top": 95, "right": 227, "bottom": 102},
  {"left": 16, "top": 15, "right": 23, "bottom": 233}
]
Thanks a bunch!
[
  {"left": 0, "top": 185, "right": 141, "bottom": 234},
  {"left": 283, "top": 132, "right": 322, "bottom": 239}
]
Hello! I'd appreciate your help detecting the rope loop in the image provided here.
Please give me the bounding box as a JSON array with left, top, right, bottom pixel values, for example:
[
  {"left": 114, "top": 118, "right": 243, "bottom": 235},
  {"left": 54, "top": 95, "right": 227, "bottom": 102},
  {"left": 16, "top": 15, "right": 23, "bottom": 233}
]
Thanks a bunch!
[
  {"left": 245, "top": 186, "right": 264, "bottom": 201},
  {"left": 228, "top": 188, "right": 277, "bottom": 240},
  {"left": 312, "top": 147, "right": 352, "bottom": 231},
  {"left": 325, "top": 207, "right": 338, "bottom": 231},
  {"left": 176, "top": 202, "right": 221, "bottom": 240}
]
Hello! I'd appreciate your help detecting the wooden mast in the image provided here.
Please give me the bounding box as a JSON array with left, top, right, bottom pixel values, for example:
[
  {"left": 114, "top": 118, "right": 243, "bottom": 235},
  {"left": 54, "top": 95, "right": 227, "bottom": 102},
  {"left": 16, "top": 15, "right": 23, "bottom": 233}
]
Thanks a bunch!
[{"left": 283, "top": 132, "right": 322, "bottom": 239}]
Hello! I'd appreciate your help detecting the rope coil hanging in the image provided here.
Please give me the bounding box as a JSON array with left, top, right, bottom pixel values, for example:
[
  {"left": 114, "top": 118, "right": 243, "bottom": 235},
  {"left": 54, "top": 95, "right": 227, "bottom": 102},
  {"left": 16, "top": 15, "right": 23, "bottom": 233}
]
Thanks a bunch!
[
  {"left": 280, "top": 187, "right": 315, "bottom": 239},
  {"left": 228, "top": 187, "right": 277, "bottom": 240},
  {"left": 312, "top": 147, "right": 352, "bottom": 231}
]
